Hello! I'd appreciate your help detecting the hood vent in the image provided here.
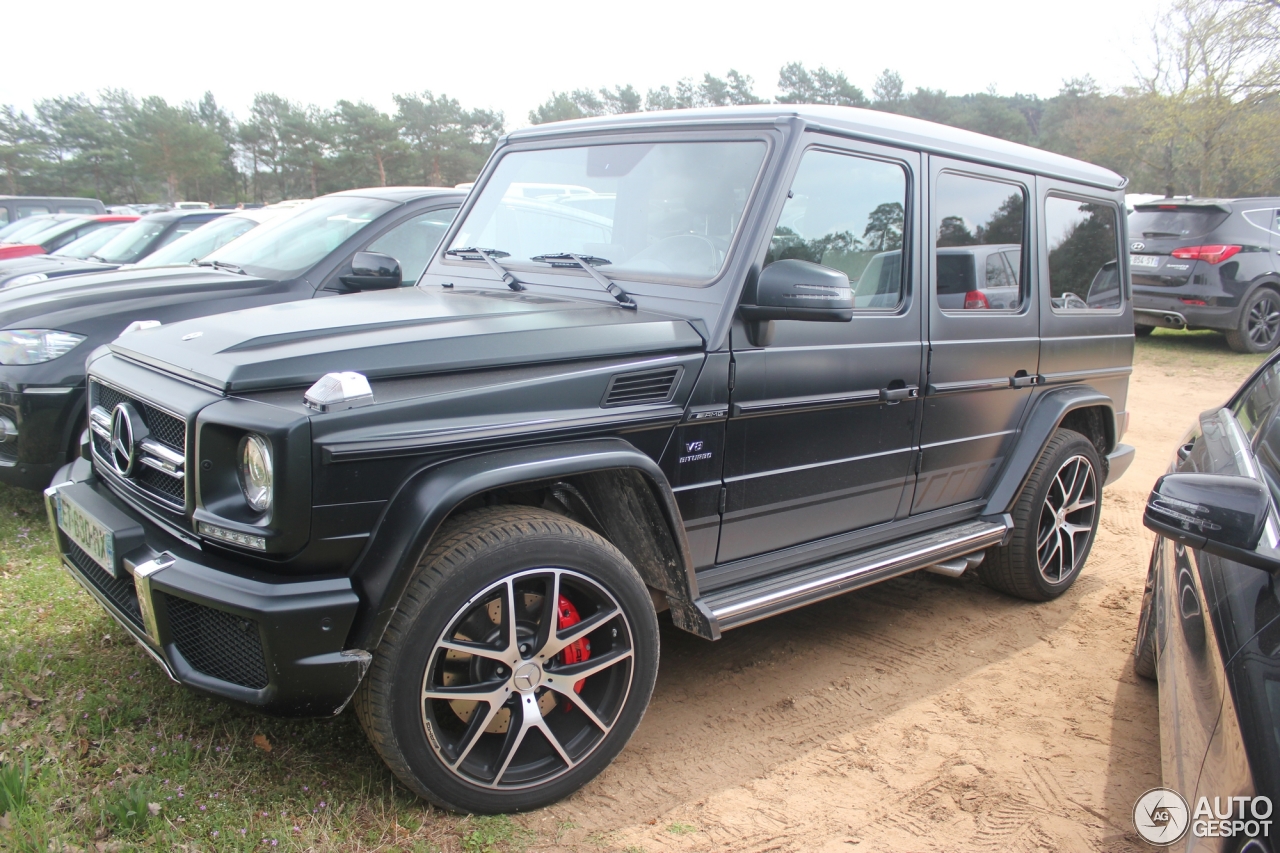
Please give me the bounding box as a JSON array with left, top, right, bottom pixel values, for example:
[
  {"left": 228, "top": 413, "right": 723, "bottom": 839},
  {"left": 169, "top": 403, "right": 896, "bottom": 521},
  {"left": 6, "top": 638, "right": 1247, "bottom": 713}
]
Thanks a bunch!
[{"left": 602, "top": 366, "right": 682, "bottom": 407}]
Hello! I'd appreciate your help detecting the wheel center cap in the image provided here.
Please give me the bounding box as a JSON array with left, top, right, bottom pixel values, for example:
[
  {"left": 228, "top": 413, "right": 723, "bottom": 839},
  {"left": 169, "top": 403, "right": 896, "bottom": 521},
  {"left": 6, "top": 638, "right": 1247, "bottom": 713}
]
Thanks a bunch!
[{"left": 512, "top": 662, "right": 542, "bottom": 692}]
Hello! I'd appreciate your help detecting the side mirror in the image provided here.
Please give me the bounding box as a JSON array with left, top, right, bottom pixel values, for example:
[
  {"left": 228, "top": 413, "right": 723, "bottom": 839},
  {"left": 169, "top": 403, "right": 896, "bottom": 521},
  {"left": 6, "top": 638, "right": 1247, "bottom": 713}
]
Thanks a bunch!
[
  {"left": 1143, "top": 473, "right": 1280, "bottom": 571},
  {"left": 340, "top": 252, "right": 402, "bottom": 291},
  {"left": 739, "top": 259, "right": 853, "bottom": 346}
]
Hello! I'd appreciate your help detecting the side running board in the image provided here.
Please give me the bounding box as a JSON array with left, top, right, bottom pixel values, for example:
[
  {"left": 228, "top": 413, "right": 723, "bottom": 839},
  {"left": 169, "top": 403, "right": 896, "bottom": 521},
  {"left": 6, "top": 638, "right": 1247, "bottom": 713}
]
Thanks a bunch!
[{"left": 703, "top": 518, "right": 1011, "bottom": 632}]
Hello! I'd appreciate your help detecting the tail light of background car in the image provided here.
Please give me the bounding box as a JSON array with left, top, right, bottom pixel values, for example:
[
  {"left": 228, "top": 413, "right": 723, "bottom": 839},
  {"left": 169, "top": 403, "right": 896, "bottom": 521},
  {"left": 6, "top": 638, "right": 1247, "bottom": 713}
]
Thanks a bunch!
[
  {"left": 964, "top": 290, "right": 990, "bottom": 309},
  {"left": 1171, "top": 245, "right": 1242, "bottom": 264}
]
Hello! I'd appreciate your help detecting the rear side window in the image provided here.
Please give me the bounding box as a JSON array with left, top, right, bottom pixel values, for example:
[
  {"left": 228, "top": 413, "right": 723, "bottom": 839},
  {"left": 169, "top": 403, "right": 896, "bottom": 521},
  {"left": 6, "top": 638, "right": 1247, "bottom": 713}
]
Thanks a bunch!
[
  {"left": 1130, "top": 206, "right": 1229, "bottom": 240},
  {"left": 933, "top": 173, "right": 1026, "bottom": 312},
  {"left": 1045, "top": 197, "right": 1121, "bottom": 312}
]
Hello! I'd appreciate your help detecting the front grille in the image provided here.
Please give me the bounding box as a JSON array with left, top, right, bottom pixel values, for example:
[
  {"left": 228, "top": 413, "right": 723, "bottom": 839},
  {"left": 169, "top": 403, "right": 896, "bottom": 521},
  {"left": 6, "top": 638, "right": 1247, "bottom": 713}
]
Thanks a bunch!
[
  {"left": 90, "top": 380, "right": 188, "bottom": 508},
  {"left": 163, "top": 595, "right": 269, "bottom": 690},
  {"left": 64, "top": 540, "right": 143, "bottom": 629},
  {"left": 602, "top": 366, "right": 682, "bottom": 407}
]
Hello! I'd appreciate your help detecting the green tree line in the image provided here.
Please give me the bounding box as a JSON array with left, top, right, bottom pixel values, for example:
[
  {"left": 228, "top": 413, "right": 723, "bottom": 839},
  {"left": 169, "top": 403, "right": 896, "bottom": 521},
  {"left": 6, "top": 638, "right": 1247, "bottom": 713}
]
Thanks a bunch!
[{"left": 2, "top": 0, "right": 1275, "bottom": 206}]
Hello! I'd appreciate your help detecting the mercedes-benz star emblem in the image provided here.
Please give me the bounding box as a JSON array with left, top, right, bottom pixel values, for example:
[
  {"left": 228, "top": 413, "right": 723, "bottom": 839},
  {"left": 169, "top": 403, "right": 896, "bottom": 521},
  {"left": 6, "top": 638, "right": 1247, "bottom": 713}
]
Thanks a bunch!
[
  {"left": 1131, "top": 241, "right": 1146, "bottom": 252},
  {"left": 109, "top": 402, "right": 148, "bottom": 477},
  {"left": 512, "top": 662, "right": 542, "bottom": 692}
]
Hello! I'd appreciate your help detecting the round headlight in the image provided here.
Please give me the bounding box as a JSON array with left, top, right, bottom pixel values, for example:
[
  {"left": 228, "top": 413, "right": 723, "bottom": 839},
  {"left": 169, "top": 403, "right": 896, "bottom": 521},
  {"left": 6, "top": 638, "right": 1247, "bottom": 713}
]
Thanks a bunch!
[{"left": 238, "top": 433, "right": 273, "bottom": 512}]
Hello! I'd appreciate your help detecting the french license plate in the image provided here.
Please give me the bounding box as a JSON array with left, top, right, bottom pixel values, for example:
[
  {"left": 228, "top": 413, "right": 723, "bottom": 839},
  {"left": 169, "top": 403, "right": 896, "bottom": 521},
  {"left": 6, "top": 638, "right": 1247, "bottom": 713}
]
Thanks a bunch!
[
  {"left": 56, "top": 491, "right": 116, "bottom": 575},
  {"left": 1130, "top": 254, "right": 1162, "bottom": 269}
]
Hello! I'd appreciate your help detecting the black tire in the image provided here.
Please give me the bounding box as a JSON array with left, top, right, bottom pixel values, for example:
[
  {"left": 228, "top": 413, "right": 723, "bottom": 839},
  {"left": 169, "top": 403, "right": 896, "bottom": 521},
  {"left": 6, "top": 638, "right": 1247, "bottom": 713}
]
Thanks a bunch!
[
  {"left": 1226, "top": 288, "right": 1280, "bottom": 353},
  {"left": 1133, "top": 541, "right": 1159, "bottom": 680},
  {"left": 353, "top": 506, "right": 659, "bottom": 814},
  {"left": 1134, "top": 324, "right": 1155, "bottom": 337},
  {"left": 979, "top": 428, "right": 1103, "bottom": 601}
]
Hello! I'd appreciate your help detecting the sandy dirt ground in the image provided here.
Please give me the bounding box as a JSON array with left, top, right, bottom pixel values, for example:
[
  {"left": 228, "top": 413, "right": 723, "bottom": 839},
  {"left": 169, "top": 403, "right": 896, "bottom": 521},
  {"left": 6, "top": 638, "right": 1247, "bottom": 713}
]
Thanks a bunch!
[{"left": 521, "top": 350, "right": 1256, "bottom": 853}]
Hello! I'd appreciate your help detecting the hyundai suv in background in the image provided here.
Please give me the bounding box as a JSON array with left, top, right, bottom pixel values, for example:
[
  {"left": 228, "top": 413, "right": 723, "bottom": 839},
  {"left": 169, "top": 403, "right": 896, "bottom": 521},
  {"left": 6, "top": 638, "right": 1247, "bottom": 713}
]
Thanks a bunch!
[{"left": 1130, "top": 198, "right": 1280, "bottom": 352}]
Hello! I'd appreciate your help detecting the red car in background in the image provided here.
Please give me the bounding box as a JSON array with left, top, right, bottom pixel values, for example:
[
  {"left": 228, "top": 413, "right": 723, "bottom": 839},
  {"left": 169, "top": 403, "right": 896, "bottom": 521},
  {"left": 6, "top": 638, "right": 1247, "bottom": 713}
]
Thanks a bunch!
[{"left": 0, "top": 214, "right": 138, "bottom": 260}]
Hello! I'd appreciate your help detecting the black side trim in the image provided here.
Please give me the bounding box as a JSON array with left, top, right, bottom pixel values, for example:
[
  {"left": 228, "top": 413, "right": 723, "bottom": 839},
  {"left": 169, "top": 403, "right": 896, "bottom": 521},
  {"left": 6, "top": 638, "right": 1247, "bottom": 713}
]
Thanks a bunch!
[{"left": 731, "top": 388, "right": 881, "bottom": 418}]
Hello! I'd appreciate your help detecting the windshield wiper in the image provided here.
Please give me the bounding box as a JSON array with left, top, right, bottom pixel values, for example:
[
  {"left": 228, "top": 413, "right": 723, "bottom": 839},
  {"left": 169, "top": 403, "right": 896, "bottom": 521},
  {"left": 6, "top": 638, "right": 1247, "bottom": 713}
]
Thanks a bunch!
[
  {"left": 444, "top": 247, "right": 525, "bottom": 292},
  {"left": 197, "top": 260, "right": 247, "bottom": 275},
  {"left": 530, "top": 253, "right": 637, "bottom": 310},
  {"left": 1142, "top": 231, "right": 1182, "bottom": 238}
]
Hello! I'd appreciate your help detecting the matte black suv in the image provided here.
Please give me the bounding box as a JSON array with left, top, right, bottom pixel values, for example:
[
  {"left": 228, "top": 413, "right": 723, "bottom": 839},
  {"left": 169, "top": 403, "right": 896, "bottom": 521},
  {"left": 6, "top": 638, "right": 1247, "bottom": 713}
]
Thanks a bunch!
[
  {"left": 0, "top": 189, "right": 460, "bottom": 490},
  {"left": 44, "top": 106, "right": 1136, "bottom": 814},
  {"left": 1130, "top": 198, "right": 1280, "bottom": 352}
]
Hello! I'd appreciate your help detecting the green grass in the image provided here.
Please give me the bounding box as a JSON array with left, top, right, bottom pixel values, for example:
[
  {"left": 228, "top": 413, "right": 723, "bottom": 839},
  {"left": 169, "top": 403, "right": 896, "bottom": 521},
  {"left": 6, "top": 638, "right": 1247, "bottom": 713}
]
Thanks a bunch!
[
  {"left": 0, "top": 485, "right": 538, "bottom": 851},
  {"left": 1134, "top": 326, "right": 1267, "bottom": 378}
]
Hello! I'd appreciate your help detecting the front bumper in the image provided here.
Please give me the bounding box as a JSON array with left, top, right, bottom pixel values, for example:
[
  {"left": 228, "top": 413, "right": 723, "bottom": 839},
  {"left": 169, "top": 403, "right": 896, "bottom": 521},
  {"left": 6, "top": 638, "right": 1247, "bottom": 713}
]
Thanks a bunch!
[
  {"left": 44, "top": 462, "right": 368, "bottom": 716},
  {"left": 0, "top": 381, "right": 85, "bottom": 490}
]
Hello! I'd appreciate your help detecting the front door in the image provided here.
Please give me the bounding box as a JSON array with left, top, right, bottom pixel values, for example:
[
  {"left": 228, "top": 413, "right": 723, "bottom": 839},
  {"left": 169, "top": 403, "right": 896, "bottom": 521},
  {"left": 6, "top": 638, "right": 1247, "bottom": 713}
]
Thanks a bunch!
[
  {"left": 717, "top": 138, "right": 924, "bottom": 564},
  {"left": 913, "top": 160, "right": 1039, "bottom": 514}
]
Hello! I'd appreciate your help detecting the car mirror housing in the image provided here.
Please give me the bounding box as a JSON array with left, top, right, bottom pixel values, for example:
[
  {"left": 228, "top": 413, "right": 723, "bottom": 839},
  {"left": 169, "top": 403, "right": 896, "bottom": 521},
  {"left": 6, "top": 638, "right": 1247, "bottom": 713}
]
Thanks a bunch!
[
  {"left": 1143, "top": 472, "right": 1280, "bottom": 571},
  {"left": 738, "top": 259, "right": 854, "bottom": 346},
  {"left": 340, "top": 251, "right": 402, "bottom": 291}
]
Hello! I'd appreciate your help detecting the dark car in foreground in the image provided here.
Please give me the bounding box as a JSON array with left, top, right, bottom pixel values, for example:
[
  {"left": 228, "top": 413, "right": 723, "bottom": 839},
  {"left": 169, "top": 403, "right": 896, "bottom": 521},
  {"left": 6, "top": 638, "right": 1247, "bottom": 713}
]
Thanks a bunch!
[
  {"left": 42, "top": 105, "right": 1135, "bottom": 814},
  {"left": 0, "top": 187, "right": 460, "bottom": 488},
  {"left": 0, "top": 214, "right": 138, "bottom": 260},
  {"left": 0, "top": 209, "right": 228, "bottom": 289},
  {"left": 1135, "top": 354, "right": 1280, "bottom": 850},
  {"left": 1130, "top": 198, "right": 1280, "bottom": 353}
]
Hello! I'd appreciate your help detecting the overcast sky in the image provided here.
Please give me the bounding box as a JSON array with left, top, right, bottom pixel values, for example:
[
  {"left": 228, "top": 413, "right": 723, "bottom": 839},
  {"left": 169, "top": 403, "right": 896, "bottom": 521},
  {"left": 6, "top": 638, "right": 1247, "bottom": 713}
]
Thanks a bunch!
[{"left": 5, "top": 0, "right": 1168, "bottom": 129}]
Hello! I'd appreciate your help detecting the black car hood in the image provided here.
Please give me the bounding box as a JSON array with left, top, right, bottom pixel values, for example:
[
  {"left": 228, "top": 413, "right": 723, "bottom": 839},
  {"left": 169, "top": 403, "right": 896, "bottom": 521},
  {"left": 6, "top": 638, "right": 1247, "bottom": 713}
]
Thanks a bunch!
[
  {"left": 0, "top": 265, "right": 270, "bottom": 330},
  {"left": 0, "top": 255, "right": 119, "bottom": 285},
  {"left": 109, "top": 286, "right": 705, "bottom": 393}
]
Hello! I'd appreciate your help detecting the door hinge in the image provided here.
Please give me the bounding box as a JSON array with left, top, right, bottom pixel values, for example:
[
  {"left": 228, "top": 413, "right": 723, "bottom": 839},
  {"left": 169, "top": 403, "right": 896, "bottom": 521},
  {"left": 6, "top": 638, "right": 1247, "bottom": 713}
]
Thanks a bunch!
[
  {"left": 727, "top": 360, "right": 736, "bottom": 391},
  {"left": 718, "top": 486, "right": 727, "bottom": 515}
]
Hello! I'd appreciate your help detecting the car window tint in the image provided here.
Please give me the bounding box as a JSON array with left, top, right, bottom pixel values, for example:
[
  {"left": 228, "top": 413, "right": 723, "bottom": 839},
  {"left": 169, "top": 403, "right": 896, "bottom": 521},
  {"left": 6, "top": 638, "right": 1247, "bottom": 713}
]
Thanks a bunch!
[
  {"left": 1234, "top": 361, "right": 1280, "bottom": 441},
  {"left": 0, "top": 210, "right": 8, "bottom": 226},
  {"left": 1046, "top": 197, "right": 1121, "bottom": 312},
  {"left": 766, "top": 149, "right": 908, "bottom": 310},
  {"left": 154, "top": 222, "right": 202, "bottom": 249},
  {"left": 365, "top": 208, "right": 457, "bottom": 285},
  {"left": 933, "top": 173, "right": 1026, "bottom": 312},
  {"left": 17, "top": 205, "right": 50, "bottom": 218},
  {"left": 59, "top": 205, "right": 98, "bottom": 215}
]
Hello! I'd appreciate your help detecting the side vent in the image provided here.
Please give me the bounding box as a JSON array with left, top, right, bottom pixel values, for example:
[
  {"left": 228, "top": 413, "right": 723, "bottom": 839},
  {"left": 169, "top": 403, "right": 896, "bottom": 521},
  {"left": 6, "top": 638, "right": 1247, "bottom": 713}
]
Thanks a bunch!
[{"left": 602, "top": 366, "right": 682, "bottom": 407}]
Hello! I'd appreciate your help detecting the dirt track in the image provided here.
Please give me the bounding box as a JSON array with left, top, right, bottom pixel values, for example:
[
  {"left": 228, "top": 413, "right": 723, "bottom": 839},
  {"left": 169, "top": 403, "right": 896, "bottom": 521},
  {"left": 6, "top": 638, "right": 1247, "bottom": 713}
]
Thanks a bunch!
[{"left": 527, "top": 345, "right": 1254, "bottom": 852}]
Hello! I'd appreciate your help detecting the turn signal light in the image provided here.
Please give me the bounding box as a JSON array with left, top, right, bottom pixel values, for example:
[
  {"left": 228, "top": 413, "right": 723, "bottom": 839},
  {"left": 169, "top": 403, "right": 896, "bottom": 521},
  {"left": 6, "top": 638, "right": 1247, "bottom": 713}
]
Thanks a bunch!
[
  {"left": 964, "top": 290, "right": 990, "bottom": 309},
  {"left": 1171, "top": 245, "right": 1241, "bottom": 264}
]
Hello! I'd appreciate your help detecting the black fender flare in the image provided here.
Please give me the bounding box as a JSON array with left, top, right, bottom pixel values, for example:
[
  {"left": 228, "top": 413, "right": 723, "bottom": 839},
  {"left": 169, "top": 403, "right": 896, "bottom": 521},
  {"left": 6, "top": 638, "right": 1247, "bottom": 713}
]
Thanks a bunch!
[
  {"left": 981, "top": 386, "right": 1117, "bottom": 517},
  {"left": 345, "top": 438, "right": 716, "bottom": 651}
]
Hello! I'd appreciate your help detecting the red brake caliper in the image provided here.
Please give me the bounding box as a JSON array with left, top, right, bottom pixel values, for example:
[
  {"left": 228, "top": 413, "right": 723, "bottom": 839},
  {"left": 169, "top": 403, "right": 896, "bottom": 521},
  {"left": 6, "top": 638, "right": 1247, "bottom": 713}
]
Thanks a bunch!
[{"left": 556, "top": 595, "right": 591, "bottom": 706}]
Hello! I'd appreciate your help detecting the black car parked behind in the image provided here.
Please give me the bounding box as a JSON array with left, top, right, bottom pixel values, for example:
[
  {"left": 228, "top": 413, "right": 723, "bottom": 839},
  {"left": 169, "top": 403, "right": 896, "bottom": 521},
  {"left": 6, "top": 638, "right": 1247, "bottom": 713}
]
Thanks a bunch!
[
  {"left": 0, "top": 187, "right": 461, "bottom": 488},
  {"left": 1130, "top": 198, "right": 1280, "bottom": 353}
]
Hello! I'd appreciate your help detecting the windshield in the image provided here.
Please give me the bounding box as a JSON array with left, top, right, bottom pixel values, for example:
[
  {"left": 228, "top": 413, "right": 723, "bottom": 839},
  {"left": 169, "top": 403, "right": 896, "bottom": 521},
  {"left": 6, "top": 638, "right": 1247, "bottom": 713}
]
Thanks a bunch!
[
  {"left": 202, "top": 196, "right": 394, "bottom": 279},
  {"left": 447, "top": 140, "right": 768, "bottom": 285},
  {"left": 92, "top": 218, "right": 172, "bottom": 263},
  {"left": 137, "top": 215, "right": 259, "bottom": 267},
  {"left": 0, "top": 215, "right": 60, "bottom": 243},
  {"left": 1130, "top": 206, "right": 1229, "bottom": 241},
  {"left": 51, "top": 223, "right": 130, "bottom": 259},
  {"left": 13, "top": 217, "right": 85, "bottom": 247}
]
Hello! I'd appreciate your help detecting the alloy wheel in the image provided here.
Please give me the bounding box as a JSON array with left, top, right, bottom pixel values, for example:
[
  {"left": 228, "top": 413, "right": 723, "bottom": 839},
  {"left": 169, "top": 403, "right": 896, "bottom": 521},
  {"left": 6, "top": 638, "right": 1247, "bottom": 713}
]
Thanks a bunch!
[
  {"left": 420, "top": 568, "right": 634, "bottom": 790},
  {"left": 1036, "top": 454, "right": 1098, "bottom": 584},
  {"left": 1248, "top": 293, "right": 1280, "bottom": 348}
]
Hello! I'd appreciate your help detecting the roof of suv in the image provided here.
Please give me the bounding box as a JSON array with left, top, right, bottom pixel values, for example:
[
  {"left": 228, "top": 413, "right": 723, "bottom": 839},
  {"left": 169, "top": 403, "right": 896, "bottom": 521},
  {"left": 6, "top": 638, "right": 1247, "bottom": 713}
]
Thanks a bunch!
[
  {"left": 1133, "top": 197, "right": 1280, "bottom": 210},
  {"left": 507, "top": 105, "right": 1127, "bottom": 191},
  {"left": 325, "top": 186, "right": 465, "bottom": 203}
]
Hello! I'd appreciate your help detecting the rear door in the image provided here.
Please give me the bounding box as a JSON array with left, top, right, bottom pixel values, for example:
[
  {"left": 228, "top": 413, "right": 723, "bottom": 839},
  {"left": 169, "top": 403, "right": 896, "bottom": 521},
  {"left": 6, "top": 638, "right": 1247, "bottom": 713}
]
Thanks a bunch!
[
  {"left": 717, "top": 136, "right": 924, "bottom": 563},
  {"left": 1036, "top": 183, "right": 1132, "bottom": 423},
  {"left": 914, "top": 159, "right": 1038, "bottom": 515}
]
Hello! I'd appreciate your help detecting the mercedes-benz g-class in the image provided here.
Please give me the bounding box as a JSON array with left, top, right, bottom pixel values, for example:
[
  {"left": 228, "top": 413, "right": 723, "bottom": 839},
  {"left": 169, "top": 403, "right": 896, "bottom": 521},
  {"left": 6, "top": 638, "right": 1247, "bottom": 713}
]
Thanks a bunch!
[{"left": 44, "top": 105, "right": 1136, "bottom": 814}]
